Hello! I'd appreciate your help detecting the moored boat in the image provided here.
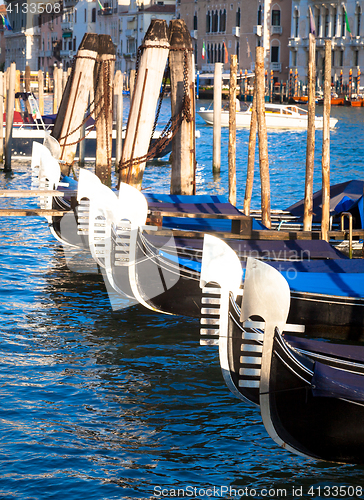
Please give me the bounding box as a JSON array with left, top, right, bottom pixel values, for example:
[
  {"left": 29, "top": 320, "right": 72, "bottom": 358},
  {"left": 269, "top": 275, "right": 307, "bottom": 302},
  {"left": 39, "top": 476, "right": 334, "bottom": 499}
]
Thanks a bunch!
[
  {"left": 197, "top": 103, "right": 338, "bottom": 129},
  {"left": 199, "top": 235, "right": 364, "bottom": 463}
]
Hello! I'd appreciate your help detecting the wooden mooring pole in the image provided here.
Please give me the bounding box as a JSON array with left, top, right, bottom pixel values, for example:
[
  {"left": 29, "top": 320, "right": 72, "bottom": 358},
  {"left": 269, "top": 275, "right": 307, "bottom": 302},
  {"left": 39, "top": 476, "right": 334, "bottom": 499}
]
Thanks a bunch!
[
  {"left": 255, "top": 47, "right": 271, "bottom": 229},
  {"left": 4, "top": 62, "right": 16, "bottom": 172},
  {"left": 114, "top": 70, "right": 123, "bottom": 169},
  {"left": 169, "top": 18, "right": 195, "bottom": 195},
  {"left": 244, "top": 79, "right": 257, "bottom": 215},
  {"left": 95, "top": 34, "right": 115, "bottom": 186},
  {"left": 15, "top": 70, "right": 21, "bottom": 112},
  {"left": 321, "top": 39, "right": 332, "bottom": 242},
  {"left": 303, "top": 33, "right": 316, "bottom": 231},
  {"left": 228, "top": 54, "right": 237, "bottom": 205},
  {"left": 51, "top": 33, "right": 98, "bottom": 175},
  {"left": 213, "top": 62, "right": 223, "bottom": 174},
  {"left": 38, "top": 69, "right": 44, "bottom": 116},
  {"left": 119, "top": 20, "right": 169, "bottom": 189},
  {"left": 0, "top": 73, "right": 4, "bottom": 163},
  {"left": 24, "top": 65, "right": 31, "bottom": 92},
  {"left": 129, "top": 69, "right": 136, "bottom": 102},
  {"left": 53, "top": 66, "right": 58, "bottom": 114}
]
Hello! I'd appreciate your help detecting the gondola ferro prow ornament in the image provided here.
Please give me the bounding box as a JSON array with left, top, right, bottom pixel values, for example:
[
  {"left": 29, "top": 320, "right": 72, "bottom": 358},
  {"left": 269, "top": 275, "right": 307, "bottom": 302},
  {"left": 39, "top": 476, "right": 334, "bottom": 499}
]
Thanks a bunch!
[{"left": 200, "top": 234, "right": 243, "bottom": 400}]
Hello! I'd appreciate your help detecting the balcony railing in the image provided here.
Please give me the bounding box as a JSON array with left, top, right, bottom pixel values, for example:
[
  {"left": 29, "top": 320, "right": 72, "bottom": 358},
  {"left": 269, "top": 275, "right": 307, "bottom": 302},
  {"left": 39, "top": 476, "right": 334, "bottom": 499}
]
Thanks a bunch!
[
  {"left": 60, "top": 50, "right": 73, "bottom": 57},
  {"left": 270, "top": 62, "right": 281, "bottom": 72},
  {"left": 253, "top": 25, "right": 262, "bottom": 36},
  {"left": 61, "top": 21, "right": 73, "bottom": 31},
  {"left": 98, "top": 7, "right": 113, "bottom": 15},
  {"left": 271, "top": 25, "right": 282, "bottom": 35},
  {"left": 288, "top": 37, "right": 299, "bottom": 49}
]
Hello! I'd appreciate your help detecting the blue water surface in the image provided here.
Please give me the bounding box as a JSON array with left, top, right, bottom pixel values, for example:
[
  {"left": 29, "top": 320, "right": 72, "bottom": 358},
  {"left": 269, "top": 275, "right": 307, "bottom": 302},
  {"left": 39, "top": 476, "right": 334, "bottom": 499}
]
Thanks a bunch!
[{"left": 0, "top": 98, "right": 363, "bottom": 499}]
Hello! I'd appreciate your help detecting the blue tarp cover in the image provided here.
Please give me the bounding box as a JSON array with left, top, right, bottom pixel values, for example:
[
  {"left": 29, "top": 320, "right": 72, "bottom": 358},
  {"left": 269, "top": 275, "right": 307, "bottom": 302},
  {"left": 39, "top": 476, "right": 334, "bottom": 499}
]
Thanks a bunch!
[
  {"left": 312, "top": 361, "right": 364, "bottom": 401},
  {"left": 159, "top": 251, "right": 364, "bottom": 298}
]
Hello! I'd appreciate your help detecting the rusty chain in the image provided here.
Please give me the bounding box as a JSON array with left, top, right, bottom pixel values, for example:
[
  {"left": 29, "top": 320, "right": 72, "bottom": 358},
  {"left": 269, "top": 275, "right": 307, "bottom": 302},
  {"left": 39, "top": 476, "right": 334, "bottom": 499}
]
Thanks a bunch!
[
  {"left": 117, "top": 45, "right": 193, "bottom": 182},
  {"left": 58, "top": 55, "right": 115, "bottom": 148}
]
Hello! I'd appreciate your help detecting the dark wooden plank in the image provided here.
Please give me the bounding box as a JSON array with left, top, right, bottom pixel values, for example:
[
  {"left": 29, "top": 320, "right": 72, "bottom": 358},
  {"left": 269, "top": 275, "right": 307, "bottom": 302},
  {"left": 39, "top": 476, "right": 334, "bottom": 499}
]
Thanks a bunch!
[{"left": 0, "top": 209, "right": 68, "bottom": 216}]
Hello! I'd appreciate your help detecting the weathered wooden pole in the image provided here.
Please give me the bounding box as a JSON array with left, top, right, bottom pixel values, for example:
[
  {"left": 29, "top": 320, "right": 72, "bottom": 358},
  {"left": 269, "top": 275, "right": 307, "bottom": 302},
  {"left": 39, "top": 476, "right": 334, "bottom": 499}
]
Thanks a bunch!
[
  {"left": 4, "top": 62, "right": 16, "bottom": 171},
  {"left": 349, "top": 68, "right": 352, "bottom": 100},
  {"left": 78, "top": 94, "right": 88, "bottom": 168},
  {"left": 169, "top": 19, "right": 195, "bottom": 194},
  {"left": 228, "top": 54, "right": 237, "bottom": 205},
  {"left": 255, "top": 47, "right": 271, "bottom": 229},
  {"left": 38, "top": 69, "right": 44, "bottom": 116},
  {"left": 244, "top": 79, "right": 257, "bottom": 215},
  {"left": 94, "top": 35, "right": 115, "bottom": 185},
  {"left": 0, "top": 72, "right": 4, "bottom": 163},
  {"left": 25, "top": 65, "right": 31, "bottom": 92},
  {"left": 114, "top": 69, "right": 123, "bottom": 168},
  {"left": 62, "top": 70, "right": 68, "bottom": 95},
  {"left": 51, "top": 33, "right": 98, "bottom": 175},
  {"left": 212, "top": 62, "right": 223, "bottom": 174},
  {"left": 15, "top": 70, "right": 21, "bottom": 112},
  {"left": 321, "top": 39, "right": 332, "bottom": 242},
  {"left": 129, "top": 69, "right": 136, "bottom": 101},
  {"left": 303, "top": 33, "right": 316, "bottom": 231},
  {"left": 119, "top": 20, "right": 170, "bottom": 189},
  {"left": 57, "top": 66, "right": 62, "bottom": 110},
  {"left": 52, "top": 66, "right": 58, "bottom": 114}
]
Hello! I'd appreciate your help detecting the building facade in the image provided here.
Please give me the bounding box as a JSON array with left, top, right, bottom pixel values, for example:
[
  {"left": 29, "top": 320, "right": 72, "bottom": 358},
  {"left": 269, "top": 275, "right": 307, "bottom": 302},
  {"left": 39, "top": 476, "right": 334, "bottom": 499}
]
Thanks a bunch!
[
  {"left": 289, "top": 1, "right": 364, "bottom": 86},
  {"left": 118, "top": 1, "right": 175, "bottom": 73},
  {"left": 39, "top": 11, "right": 62, "bottom": 75},
  {"left": 4, "top": 0, "right": 47, "bottom": 71},
  {"left": 177, "top": 0, "right": 291, "bottom": 82}
]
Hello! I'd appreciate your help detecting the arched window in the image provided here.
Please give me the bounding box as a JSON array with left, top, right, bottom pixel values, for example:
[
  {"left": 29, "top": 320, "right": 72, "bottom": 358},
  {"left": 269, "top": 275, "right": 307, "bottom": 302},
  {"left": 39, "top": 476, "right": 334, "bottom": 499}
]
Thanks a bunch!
[
  {"left": 257, "top": 5, "right": 262, "bottom": 25},
  {"left": 214, "top": 44, "right": 218, "bottom": 62},
  {"left": 236, "top": 7, "right": 240, "bottom": 27},
  {"left": 293, "top": 8, "right": 299, "bottom": 37},
  {"left": 324, "top": 8, "right": 329, "bottom": 37},
  {"left": 333, "top": 7, "right": 337, "bottom": 37},
  {"left": 213, "top": 10, "right": 218, "bottom": 32},
  {"left": 219, "top": 9, "right": 226, "bottom": 32},
  {"left": 206, "top": 11, "right": 211, "bottom": 33},
  {"left": 207, "top": 43, "right": 211, "bottom": 63},
  {"left": 218, "top": 43, "right": 221, "bottom": 62},
  {"left": 356, "top": 5, "right": 361, "bottom": 36},
  {"left": 341, "top": 7, "right": 346, "bottom": 36},
  {"left": 315, "top": 7, "right": 320, "bottom": 36},
  {"left": 272, "top": 8, "right": 280, "bottom": 26},
  {"left": 194, "top": 12, "right": 197, "bottom": 30},
  {"left": 271, "top": 42, "right": 279, "bottom": 62}
]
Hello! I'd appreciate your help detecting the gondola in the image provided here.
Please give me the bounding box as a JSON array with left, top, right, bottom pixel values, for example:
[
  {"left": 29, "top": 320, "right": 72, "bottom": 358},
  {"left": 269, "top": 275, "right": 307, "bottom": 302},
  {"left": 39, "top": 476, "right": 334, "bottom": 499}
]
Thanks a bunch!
[
  {"left": 107, "top": 219, "right": 364, "bottom": 339},
  {"left": 34, "top": 149, "right": 364, "bottom": 338},
  {"left": 199, "top": 235, "right": 364, "bottom": 463},
  {"left": 74, "top": 172, "right": 364, "bottom": 339}
]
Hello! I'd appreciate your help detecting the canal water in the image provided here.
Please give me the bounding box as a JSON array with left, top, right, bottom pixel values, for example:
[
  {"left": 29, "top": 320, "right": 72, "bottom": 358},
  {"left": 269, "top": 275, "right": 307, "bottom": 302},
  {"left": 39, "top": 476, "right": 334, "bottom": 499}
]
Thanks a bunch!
[{"left": 0, "top": 101, "right": 364, "bottom": 499}]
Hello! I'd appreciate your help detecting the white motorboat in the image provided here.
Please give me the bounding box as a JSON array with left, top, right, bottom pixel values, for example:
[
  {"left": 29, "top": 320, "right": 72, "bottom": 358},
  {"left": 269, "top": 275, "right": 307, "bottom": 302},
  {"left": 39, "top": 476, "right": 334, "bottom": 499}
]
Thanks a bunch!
[{"left": 197, "top": 103, "right": 338, "bottom": 130}]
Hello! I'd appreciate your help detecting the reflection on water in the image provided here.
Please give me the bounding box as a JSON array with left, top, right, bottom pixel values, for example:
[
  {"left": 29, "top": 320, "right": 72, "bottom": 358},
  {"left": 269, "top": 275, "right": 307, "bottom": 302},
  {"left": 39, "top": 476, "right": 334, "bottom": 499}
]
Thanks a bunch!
[{"left": 0, "top": 101, "right": 364, "bottom": 498}]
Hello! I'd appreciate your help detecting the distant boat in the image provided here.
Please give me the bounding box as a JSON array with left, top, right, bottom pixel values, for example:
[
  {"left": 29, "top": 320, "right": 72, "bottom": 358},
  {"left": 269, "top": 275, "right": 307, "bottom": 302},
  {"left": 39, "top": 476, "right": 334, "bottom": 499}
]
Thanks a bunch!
[
  {"left": 8, "top": 92, "right": 171, "bottom": 160},
  {"left": 197, "top": 103, "right": 338, "bottom": 130}
]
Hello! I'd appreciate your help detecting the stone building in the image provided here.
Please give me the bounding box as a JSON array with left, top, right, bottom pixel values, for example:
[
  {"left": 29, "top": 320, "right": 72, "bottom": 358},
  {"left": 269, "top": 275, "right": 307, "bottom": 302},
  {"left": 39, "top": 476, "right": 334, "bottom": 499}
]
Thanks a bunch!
[
  {"left": 118, "top": 0, "right": 175, "bottom": 73},
  {"left": 289, "top": 1, "right": 363, "bottom": 87},
  {"left": 177, "top": 0, "right": 291, "bottom": 82}
]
